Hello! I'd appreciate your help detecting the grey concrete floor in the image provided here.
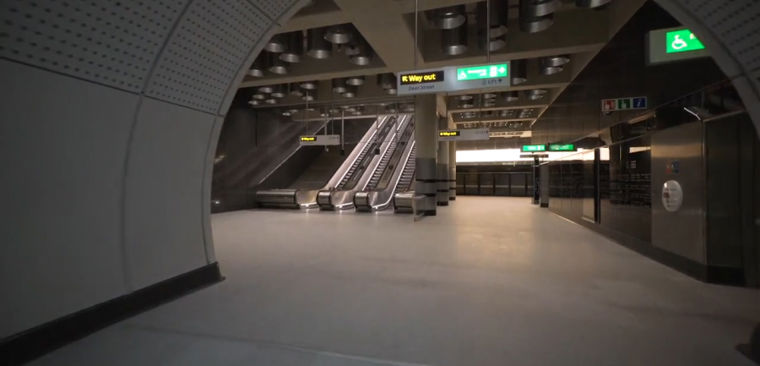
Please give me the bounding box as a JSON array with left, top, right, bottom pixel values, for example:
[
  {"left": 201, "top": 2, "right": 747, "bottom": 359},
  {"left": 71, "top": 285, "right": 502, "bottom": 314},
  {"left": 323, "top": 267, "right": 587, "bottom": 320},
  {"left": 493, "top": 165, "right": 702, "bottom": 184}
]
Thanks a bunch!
[{"left": 31, "top": 197, "right": 760, "bottom": 365}]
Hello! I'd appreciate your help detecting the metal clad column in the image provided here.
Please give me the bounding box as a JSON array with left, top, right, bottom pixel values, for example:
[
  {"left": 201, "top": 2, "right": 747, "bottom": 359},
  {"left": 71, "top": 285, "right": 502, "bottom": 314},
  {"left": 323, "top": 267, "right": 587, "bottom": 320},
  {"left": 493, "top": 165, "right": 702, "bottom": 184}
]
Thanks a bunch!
[
  {"left": 414, "top": 94, "right": 438, "bottom": 216},
  {"left": 449, "top": 141, "right": 457, "bottom": 200},
  {"left": 437, "top": 117, "right": 450, "bottom": 206}
]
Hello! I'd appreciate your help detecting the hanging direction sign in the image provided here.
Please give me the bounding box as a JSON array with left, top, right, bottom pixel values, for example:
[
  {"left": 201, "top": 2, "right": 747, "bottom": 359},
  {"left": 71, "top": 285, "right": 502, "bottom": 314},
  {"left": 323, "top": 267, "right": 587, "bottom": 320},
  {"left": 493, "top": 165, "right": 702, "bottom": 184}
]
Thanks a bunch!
[
  {"left": 299, "top": 134, "right": 340, "bottom": 146},
  {"left": 397, "top": 62, "right": 510, "bottom": 95},
  {"left": 438, "top": 128, "right": 489, "bottom": 141}
]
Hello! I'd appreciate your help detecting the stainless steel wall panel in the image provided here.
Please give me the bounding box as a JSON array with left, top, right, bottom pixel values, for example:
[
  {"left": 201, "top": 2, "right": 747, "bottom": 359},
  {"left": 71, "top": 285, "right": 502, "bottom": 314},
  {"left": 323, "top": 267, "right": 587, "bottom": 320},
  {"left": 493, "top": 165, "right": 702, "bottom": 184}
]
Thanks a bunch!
[{"left": 651, "top": 122, "right": 706, "bottom": 264}]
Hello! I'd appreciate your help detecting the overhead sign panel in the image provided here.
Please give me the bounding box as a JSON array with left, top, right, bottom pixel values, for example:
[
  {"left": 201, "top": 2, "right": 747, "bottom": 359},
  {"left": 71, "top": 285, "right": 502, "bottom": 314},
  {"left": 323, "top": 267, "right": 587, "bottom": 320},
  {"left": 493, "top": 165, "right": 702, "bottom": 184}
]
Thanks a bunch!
[
  {"left": 456, "top": 64, "right": 508, "bottom": 81},
  {"left": 438, "top": 128, "right": 489, "bottom": 141},
  {"left": 397, "top": 62, "right": 510, "bottom": 95},
  {"left": 522, "top": 144, "right": 546, "bottom": 152},
  {"left": 647, "top": 27, "right": 708, "bottom": 65},
  {"left": 548, "top": 143, "right": 576, "bottom": 152},
  {"left": 601, "top": 96, "right": 647, "bottom": 112},
  {"left": 399, "top": 71, "right": 444, "bottom": 85},
  {"left": 299, "top": 134, "right": 340, "bottom": 146}
]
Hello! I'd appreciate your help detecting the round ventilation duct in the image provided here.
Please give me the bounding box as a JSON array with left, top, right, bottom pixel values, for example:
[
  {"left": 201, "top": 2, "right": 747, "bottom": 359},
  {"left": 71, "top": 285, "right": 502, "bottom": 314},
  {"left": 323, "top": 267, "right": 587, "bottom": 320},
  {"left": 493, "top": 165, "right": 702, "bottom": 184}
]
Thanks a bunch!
[
  {"left": 477, "top": 0, "right": 509, "bottom": 39},
  {"left": 267, "top": 53, "right": 288, "bottom": 74},
  {"left": 385, "top": 88, "right": 397, "bottom": 95},
  {"left": 502, "top": 91, "right": 520, "bottom": 102},
  {"left": 540, "top": 66, "right": 563, "bottom": 75},
  {"left": 377, "top": 73, "right": 396, "bottom": 90},
  {"left": 282, "top": 110, "right": 292, "bottom": 117},
  {"left": 270, "top": 84, "right": 286, "bottom": 98},
  {"left": 576, "top": 0, "right": 611, "bottom": 8},
  {"left": 300, "top": 80, "right": 318, "bottom": 90},
  {"left": 346, "top": 75, "right": 365, "bottom": 86},
  {"left": 249, "top": 55, "right": 266, "bottom": 77},
  {"left": 519, "top": 0, "right": 558, "bottom": 33},
  {"left": 332, "top": 78, "right": 347, "bottom": 93},
  {"left": 324, "top": 24, "right": 354, "bottom": 44},
  {"left": 541, "top": 55, "right": 570, "bottom": 67},
  {"left": 527, "top": 89, "right": 547, "bottom": 100},
  {"left": 302, "top": 91, "right": 316, "bottom": 101},
  {"left": 343, "top": 86, "right": 357, "bottom": 98},
  {"left": 307, "top": 27, "right": 331, "bottom": 59},
  {"left": 264, "top": 33, "right": 287, "bottom": 53},
  {"left": 248, "top": 99, "right": 260, "bottom": 106},
  {"left": 257, "top": 85, "right": 273, "bottom": 94},
  {"left": 349, "top": 38, "right": 373, "bottom": 66},
  {"left": 511, "top": 59, "right": 528, "bottom": 85},
  {"left": 264, "top": 98, "right": 277, "bottom": 105},
  {"left": 442, "top": 25, "right": 468, "bottom": 56},
  {"left": 429, "top": 5, "right": 467, "bottom": 29},
  {"left": 252, "top": 93, "right": 267, "bottom": 100},
  {"left": 280, "top": 31, "right": 304, "bottom": 63},
  {"left": 289, "top": 83, "right": 304, "bottom": 97}
]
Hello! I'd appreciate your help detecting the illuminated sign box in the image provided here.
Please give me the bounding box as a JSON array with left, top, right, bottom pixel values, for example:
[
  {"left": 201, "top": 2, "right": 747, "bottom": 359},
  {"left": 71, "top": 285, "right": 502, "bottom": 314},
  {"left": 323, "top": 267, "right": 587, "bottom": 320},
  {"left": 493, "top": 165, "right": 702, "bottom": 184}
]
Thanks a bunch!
[
  {"left": 299, "top": 135, "right": 340, "bottom": 146},
  {"left": 439, "top": 130, "right": 460, "bottom": 137},
  {"left": 397, "top": 62, "right": 510, "bottom": 95},
  {"left": 647, "top": 27, "right": 708, "bottom": 65},
  {"left": 522, "top": 144, "right": 546, "bottom": 152},
  {"left": 399, "top": 71, "right": 444, "bottom": 85},
  {"left": 456, "top": 64, "right": 508, "bottom": 81},
  {"left": 439, "top": 128, "right": 488, "bottom": 141},
  {"left": 548, "top": 143, "right": 576, "bottom": 151}
]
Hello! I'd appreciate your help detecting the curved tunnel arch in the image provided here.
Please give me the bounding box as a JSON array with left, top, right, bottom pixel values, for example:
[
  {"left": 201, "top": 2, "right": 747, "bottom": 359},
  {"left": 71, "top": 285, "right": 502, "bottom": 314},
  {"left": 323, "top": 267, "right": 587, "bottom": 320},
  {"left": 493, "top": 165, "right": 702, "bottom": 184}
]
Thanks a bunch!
[{"left": 0, "top": 0, "right": 758, "bottom": 341}]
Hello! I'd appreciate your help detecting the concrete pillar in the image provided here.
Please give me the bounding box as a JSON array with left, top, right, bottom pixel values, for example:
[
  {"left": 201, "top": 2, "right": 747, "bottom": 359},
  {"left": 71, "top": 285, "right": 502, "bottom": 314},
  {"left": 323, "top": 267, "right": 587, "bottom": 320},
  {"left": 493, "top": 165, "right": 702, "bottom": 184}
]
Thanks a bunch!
[
  {"left": 449, "top": 141, "right": 457, "bottom": 200},
  {"left": 437, "top": 117, "right": 450, "bottom": 206},
  {"left": 414, "top": 94, "right": 438, "bottom": 216}
]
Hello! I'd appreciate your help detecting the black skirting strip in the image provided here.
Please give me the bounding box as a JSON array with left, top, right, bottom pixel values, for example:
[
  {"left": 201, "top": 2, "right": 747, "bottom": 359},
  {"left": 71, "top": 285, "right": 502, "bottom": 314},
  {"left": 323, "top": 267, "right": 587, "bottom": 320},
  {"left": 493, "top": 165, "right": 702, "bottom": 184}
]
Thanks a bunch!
[
  {"left": 423, "top": 193, "right": 436, "bottom": 197},
  {"left": 449, "top": 197, "right": 456, "bottom": 200},
  {"left": 415, "top": 178, "right": 437, "bottom": 183},
  {"left": 437, "top": 202, "right": 449, "bottom": 206},
  {"left": 540, "top": 203, "right": 549, "bottom": 207},
  {"left": 436, "top": 189, "right": 448, "bottom": 193},
  {"left": 1, "top": 262, "right": 224, "bottom": 365},
  {"left": 420, "top": 209, "right": 436, "bottom": 216}
]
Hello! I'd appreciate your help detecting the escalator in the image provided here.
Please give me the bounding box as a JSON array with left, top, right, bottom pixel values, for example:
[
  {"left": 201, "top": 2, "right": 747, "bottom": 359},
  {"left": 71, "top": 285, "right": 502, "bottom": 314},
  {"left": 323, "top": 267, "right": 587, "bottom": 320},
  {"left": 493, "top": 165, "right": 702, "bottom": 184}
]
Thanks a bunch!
[
  {"left": 393, "top": 146, "right": 417, "bottom": 213},
  {"left": 255, "top": 115, "right": 393, "bottom": 209},
  {"left": 317, "top": 114, "right": 411, "bottom": 210},
  {"left": 354, "top": 117, "right": 416, "bottom": 212}
]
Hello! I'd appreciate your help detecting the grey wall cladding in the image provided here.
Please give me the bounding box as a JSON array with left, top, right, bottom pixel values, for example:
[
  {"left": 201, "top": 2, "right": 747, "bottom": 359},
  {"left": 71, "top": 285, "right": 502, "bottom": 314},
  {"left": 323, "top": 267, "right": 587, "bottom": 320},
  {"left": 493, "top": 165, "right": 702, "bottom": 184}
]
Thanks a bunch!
[
  {"left": 144, "top": 0, "right": 272, "bottom": 113},
  {"left": 679, "top": 0, "right": 760, "bottom": 72},
  {"left": 0, "top": 0, "right": 186, "bottom": 92}
]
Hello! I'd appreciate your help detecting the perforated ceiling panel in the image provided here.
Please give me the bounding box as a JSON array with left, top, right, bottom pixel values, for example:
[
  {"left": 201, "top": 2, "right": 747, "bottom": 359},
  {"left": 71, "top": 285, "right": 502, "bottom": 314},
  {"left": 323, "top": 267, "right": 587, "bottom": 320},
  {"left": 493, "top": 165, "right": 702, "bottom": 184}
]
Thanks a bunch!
[
  {"left": 0, "top": 0, "right": 187, "bottom": 92},
  {"left": 679, "top": 0, "right": 760, "bottom": 72},
  {"left": 250, "top": 0, "right": 299, "bottom": 21},
  {"left": 145, "top": 0, "right": 272, "bottom": 113}
]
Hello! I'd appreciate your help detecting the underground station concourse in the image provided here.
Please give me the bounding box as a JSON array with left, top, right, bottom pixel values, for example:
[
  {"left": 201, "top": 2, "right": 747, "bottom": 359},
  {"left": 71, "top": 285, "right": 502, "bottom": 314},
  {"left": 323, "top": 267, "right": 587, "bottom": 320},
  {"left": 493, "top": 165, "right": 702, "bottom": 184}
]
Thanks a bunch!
[{"left": 1, "top": 0, "right": 760, "bottom": 365}]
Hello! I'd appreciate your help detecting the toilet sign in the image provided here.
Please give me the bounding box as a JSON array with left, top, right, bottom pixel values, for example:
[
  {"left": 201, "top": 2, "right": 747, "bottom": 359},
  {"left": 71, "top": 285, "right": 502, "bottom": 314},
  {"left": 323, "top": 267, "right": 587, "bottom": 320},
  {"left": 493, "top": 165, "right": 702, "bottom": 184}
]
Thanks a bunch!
[
  {"left": 602, "top": 96, "right": 647, "bottom": 112},
  {"left": 661, "top": 180, "right": 683, "bottom": 212}
]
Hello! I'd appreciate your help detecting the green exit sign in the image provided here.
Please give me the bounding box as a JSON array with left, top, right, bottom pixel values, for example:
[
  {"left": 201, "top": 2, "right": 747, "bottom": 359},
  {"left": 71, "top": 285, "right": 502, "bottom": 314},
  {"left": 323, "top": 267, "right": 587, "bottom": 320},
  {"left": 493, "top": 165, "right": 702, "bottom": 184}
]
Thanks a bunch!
[
  {"left": 548, "top": 144, "right": 576, "bottom": 151},
  {"left": 522, "top": 144, "right": 546, "bottom": 152},
  {"left": 457, "top": 63, "right": 508, "bottom": 81},
  {"left": 666, "top": 29, "right": 705, "bottom": 53}
]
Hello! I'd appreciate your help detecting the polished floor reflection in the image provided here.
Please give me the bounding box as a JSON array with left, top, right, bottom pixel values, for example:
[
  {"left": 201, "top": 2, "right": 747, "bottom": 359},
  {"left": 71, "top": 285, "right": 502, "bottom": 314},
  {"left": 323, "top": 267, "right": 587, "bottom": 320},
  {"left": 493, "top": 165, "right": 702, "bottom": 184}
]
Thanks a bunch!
[{"left": 31, "top": 197, "right": 760, "bottom": 365}]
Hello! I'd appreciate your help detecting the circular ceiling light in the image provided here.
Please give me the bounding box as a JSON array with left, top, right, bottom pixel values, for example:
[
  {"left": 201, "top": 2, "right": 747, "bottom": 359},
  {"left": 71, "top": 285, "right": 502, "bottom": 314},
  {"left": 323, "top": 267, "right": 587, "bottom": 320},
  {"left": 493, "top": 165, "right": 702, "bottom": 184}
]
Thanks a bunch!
[
  {"left": 323, "top": 24, "right": 354, "bottom": 44},
  {"left": 306, "top": 27, "right": 331, "bottom": 59},
  {"left": 346, "top": 76, "right": 365, "bottom": 86},
  {"left": 264, "top": 33, "right": 287, "bottom": 53}
]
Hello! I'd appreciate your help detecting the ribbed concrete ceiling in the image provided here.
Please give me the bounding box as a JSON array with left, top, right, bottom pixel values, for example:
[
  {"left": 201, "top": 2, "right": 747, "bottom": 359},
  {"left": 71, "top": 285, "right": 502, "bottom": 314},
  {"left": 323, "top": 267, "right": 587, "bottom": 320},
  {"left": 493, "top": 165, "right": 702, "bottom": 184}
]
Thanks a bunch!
[{"left": 240, "top": 0, "right": 647, "bottom": 138}]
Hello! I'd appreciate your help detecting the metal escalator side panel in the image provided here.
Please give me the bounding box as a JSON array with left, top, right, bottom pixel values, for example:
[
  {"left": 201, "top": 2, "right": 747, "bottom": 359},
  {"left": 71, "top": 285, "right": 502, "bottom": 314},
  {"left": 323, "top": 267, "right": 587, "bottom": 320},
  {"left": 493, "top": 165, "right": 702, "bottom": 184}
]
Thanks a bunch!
[
  {"left": 326, "top": 115, "right": 389, "bottom": 189},
  {"left": 372, "top": 136, "right": 416, "bottom": 211},
  {"left": 317, "top": 190, "right": 334, "bottom": 210}
]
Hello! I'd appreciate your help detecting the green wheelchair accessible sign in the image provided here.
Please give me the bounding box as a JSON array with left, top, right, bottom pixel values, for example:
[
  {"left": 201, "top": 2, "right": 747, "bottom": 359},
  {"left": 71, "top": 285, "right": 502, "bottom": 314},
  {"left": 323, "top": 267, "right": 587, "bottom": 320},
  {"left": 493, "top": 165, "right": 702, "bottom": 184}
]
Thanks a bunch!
[
  {"left": 665, "top": 29, "right": 705, "bottom": 53},
  {"left": 647, "top": 27, "right": 709, "bottom": 65}
]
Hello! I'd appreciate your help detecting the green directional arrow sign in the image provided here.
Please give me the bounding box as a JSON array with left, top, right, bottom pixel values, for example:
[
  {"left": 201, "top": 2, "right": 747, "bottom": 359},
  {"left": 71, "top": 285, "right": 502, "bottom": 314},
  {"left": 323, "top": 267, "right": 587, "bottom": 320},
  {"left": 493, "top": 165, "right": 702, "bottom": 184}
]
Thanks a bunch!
[{"left": 457, "top": 63, "right": 508, "bottom": 81}]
